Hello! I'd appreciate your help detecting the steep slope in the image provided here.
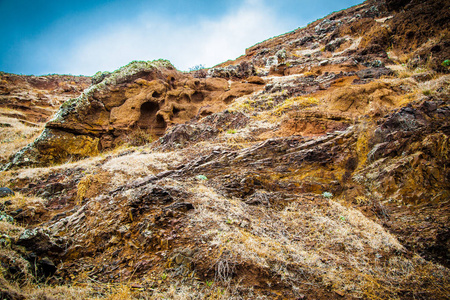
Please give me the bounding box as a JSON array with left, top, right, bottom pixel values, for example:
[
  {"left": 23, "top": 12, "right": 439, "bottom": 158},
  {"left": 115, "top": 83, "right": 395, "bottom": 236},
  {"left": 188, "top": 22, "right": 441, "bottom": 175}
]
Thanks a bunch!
[
  {"left": 217, "top": 0, "right": 449, "bottom": 75},
  {"left": 0, "top": 73, "right": 90, "bottom": 167},
  {"left": 0, "top": 0, "right": 449, "bottom": 299}
]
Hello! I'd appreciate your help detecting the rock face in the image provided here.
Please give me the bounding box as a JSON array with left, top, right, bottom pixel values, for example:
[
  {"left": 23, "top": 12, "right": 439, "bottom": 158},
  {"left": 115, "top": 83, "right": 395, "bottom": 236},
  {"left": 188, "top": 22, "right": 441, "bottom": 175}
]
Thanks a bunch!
[
  {"left": 1, "top": 0, "right": 450, "bottom": 299},
  {"left": 356, "top": 100, "right": 450, "bottom": 204},
  {"left": 0, "top": 73, "right": 90, "bottom": 167},
  {"left": 0, "top": 73, "right": 90, "bottom": 123},
  {"left": 6, "top": 60, "right": 264, "bottom": 168}
]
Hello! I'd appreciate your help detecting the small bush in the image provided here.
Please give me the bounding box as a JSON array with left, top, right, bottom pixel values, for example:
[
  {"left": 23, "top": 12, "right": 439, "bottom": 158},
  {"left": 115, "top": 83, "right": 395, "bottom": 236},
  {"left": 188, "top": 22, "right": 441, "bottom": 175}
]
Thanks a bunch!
[
  {"left": 0, "top": 212, "right": 14, "bottom": 223},
  {"left": 196, "top": 175, "right": 208, "bottom": 181},
  {"left": 422, "top": 89, "right": 432, "bottom": 96},
  {"left": 322, "top": 191, "right": 333, "bottom": 198},
  {"left": 441, "top": 59, "right": 450, "bottom": 67},
  {"left": 189, "top": 64, "right": 205, "bottom": 72}
]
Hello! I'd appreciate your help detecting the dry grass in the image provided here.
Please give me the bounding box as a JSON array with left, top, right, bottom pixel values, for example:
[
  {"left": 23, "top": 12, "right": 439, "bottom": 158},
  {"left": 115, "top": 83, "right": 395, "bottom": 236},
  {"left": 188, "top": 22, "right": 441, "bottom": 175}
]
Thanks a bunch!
[
  {"left": 0, "top": 193, "right": 46, "bottom": 216},
  {"left": 228, "top": 92, "right": 268, "bottom": 114},
  {"left": 418, "top": 74, "right": 450, "bottom": 98},
  {"left": 0, "top": 108, "right": 43, "bottom": 163},
  {"left": 101, "top": 150, "right": 182, "bottom": 177},
  {"left": 100, "top": 149, "right": 185, "bottom": 188},
  {"left": 0, "top": 220, "right": 23, "bottom": 239},
  {"left": 123, "top": 128, "right": 154, "bottom": 147},
  {"left": 187, "top": 184, "right": 449, "bottom": 298},
  {"left": 0, "top": 148, "right": 447, "bottom": 299}
]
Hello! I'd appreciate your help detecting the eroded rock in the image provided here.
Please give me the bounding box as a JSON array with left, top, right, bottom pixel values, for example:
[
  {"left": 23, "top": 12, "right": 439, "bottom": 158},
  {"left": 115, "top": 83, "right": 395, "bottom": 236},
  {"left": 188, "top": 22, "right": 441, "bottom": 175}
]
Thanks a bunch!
[{"left": 6, "top": 60, "right": 263, "bottom": 168}]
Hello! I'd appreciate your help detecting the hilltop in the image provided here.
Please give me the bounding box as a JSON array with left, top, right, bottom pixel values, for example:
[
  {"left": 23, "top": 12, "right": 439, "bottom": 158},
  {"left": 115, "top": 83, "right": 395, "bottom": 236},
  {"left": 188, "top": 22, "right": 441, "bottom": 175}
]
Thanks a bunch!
[{"left": 0, "top": 0, "right": 449, "bottom": 299}]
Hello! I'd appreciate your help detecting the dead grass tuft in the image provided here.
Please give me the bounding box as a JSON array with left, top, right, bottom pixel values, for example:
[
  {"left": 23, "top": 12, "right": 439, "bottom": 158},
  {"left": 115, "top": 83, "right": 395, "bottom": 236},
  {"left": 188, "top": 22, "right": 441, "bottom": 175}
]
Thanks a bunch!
[
  {"left": 0, "top": 193, "right": 46, "bottom": 216},
  {"left": 0, "top": 109, "right": 43, "bottom": 164}
]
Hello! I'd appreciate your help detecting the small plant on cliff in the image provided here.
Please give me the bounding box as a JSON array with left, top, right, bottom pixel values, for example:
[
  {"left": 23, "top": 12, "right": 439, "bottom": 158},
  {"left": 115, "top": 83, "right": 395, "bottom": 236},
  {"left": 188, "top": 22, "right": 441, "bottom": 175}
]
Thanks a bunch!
[
  {"left": 441, "top": 59, "right": 450, "bottom": 67},
  {"left": 422, "top": 89, "right": 432, "bottom": 96},
  {"left": 189, "top": 64, "right": 205, "bottom": 72},
  {"left": 0, "top": 212, "right": 14, "bottom": 223},
  {"left": 189, "top": 64, "right": 207, "bottom": 78},
  {"left": 196, "top": 175, "right": 208, "bottom": 181},
  {"left": 92, "top": 70, "right": 111, "bottom": 84},
  {"left": 322, "top": 191, "right": 333, "bottom": 199}
]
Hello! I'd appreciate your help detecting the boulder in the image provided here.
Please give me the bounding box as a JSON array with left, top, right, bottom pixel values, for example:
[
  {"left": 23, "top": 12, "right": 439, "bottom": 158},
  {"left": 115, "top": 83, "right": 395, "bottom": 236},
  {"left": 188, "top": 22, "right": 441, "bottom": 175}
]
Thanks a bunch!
[
  {"left": 0, "top": 187, "right": 14, "bottom": 198},
  {"left": 207, "top": 61, "right": 256, "bottom": 79},
  {"left": 16, "top": 228, "right": 65, "bottom": 256},
  {"left": 247, "top": 76, "right": 266, "bottom": 85}
]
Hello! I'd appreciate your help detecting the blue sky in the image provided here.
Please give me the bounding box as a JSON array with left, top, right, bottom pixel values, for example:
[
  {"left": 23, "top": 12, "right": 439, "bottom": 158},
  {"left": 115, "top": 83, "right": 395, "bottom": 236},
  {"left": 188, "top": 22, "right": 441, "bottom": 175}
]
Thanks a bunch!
[{"left": 0, "top": 0, "right": 362, "bottom": 75}]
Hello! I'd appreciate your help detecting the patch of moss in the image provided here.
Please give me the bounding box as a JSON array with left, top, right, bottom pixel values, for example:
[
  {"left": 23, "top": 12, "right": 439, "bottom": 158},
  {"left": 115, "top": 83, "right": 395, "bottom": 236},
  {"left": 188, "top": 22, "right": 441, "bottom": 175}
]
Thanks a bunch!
[
  {"left": 100, "top": 59, "right": 174, "bottom": 86},
  {"left": 273, "top": 96, "right": 319, "bottom": 115}
]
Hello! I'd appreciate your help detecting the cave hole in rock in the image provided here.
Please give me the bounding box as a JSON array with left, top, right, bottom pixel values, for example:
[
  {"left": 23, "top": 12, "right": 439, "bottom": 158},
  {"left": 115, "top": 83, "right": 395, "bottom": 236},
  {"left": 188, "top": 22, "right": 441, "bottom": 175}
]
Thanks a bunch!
[
  {"left": 152, "top": 91, "right": 161, "bottom": 98},
  {"left": 137, "top": 101, "right": 167, "bottom": 135},
  {"left": 181, "top": 94, "right": 190, "bottom": 103},
  {"left": 173, "top": 106, "right": 181, "bottom": 116},
  {"left": 191, "top": 91, "right": 204, "bottom": 102}
]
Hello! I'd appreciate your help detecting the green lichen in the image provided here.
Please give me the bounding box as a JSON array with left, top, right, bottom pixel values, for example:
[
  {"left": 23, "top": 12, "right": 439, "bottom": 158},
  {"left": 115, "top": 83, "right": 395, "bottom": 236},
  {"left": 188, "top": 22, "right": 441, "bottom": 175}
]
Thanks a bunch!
[
  {"left": 92, "top": 70, "right": 111, "bottom": 85},
  {"left": 98, "top": 59, "right": 174, "bottom": 86},
  {"left": 19, "top": 228, "right": 38, "bottom": 240},
  {"left": 0, "top": 212, "right": 14, "bottom": 223}
]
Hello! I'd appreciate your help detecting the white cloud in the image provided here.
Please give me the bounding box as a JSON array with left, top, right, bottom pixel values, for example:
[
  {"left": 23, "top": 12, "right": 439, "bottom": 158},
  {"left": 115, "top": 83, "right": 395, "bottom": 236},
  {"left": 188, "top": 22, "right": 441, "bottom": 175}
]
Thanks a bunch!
[{"left": 56, "top": 0, "right": 289, "bottom": 75}]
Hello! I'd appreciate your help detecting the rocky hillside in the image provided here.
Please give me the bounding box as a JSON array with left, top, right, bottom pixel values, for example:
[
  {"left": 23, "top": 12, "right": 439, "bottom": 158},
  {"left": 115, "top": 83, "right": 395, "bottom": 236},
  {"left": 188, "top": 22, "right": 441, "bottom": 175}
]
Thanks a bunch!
[
  {"left": 0, "top": 0, "right": 449, "bottom": 299},
  {"left": 0, "top": 73, "right": 90, "bottom": 167}
]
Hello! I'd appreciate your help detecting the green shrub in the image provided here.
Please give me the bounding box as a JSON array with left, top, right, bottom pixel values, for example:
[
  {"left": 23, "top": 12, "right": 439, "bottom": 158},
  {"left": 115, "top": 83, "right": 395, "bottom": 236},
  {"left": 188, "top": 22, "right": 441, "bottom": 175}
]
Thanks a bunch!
[
  {"left": 422, "top": 89, "right": 432, "bottom": 96},
  {"left": 196, "top": 175, "right": 208, "bottom": 181},
  {"left": 322, "top": 191, "right": 333, "bottom": 199}
]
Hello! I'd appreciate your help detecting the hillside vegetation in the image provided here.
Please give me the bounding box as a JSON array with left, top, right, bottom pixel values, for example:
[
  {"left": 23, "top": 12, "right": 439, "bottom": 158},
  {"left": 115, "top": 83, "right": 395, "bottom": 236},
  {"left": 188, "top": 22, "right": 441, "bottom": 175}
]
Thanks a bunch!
[{"left": 0, "top": 0, "right": 449, "bottom": 299}]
